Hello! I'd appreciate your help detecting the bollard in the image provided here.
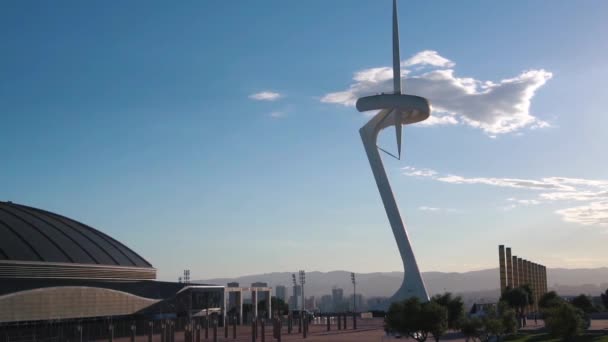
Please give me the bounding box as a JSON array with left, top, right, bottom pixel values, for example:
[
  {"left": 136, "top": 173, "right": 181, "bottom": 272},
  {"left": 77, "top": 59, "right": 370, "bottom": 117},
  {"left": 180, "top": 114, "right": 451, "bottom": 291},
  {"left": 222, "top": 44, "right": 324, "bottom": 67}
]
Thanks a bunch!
[
  {"left": 327, "top": 316, "right": 330, "bottom": 331},
  {"left": 108, "top": 324, "right": 114, "bottom": 342},
  {"left": 172, "top": 321, "right": 176, "bottom": 342},
  {"left": 131, "top": 324, "right": 136, "bottom": 342},
  {"left": 197, "top": 324, "right": 201, "bottom": 342},
  {"left": 343, "top": 314, "right": 347, "bottom": 329},
  {"left": 338, "top": 315, "right": 341, "bottom": 330},
  {"left": 261, "top": 320, "right": 265, "bottom": 342},
  {"left": 251, "top": 319, "right": 256, "bottom": 342},
  {"left": 205, "top": 318, "right": 209, "bottom": 340},
  {"left": 77, "top": 324, "right": 83, "bottom": 342},
  {"left": 298, "top": 318, "right": 302, "bottom": 334},
  {"left": 213, "top": 320, "right": 218, "bottom": 342},
  {"left": 232, "top": 316, "right": 237, "bottom": 340},
  {"left": 161, "top": 323, "right": 166, "bottom": 342},
  {"left": 225, "top": 318, "right": 228, "bottom": 338},
  {"left": 353, "top": 313, "right": 357, "bottom": 330},
  {"left": 287, "top": 316, "right": 292, "bottom": 334},
  {"left": 148, "top": 322, "right": 153, "bottom": 342},
  {"left": 184, "top": 324, "right": 189, "bottom": 342},
  {"left": 302, "top": 319, "right": 307, "bottom": 339},
  {"left": 277, "top": 319, "right": 282, "bottom": 342}
]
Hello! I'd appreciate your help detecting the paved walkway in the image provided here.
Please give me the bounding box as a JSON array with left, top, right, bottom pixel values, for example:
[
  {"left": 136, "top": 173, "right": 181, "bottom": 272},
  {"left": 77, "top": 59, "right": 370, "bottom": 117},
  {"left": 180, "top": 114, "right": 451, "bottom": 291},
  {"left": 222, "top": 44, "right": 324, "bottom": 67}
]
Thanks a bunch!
[{"left": 100, "top": 319, "right": 608, "bottom": 342}]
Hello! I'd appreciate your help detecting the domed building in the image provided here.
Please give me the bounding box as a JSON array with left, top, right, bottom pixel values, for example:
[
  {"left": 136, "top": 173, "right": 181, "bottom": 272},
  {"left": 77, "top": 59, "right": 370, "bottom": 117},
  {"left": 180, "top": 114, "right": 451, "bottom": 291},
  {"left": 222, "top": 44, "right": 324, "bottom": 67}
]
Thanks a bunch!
[{"left": 0, "top": 201, "right": 224, "bottom": 339}]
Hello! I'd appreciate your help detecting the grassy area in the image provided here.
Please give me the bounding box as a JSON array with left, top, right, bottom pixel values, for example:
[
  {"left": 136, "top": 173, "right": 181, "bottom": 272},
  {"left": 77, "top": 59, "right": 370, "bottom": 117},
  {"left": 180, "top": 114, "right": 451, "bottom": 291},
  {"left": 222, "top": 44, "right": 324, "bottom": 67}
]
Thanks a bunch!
[{"left": 505, "top": 333, "right": 608, "bottom": 342}]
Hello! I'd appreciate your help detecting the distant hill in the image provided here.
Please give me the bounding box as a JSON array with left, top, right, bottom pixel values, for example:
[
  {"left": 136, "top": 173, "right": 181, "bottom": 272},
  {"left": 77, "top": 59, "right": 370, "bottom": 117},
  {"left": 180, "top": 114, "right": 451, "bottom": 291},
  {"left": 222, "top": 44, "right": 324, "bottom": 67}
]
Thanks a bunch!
[{"left": 197, "top": 267, "right": 608, "bottom": 302}]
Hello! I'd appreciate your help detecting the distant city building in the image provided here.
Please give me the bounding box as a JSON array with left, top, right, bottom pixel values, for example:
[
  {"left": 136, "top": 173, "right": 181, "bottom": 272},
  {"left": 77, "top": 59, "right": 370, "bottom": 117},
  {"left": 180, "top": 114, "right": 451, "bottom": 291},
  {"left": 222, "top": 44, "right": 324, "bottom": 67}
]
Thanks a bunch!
[
  {"left": 275, "top": 285, "right": 287, "bottom": 302},
  {"left": 367, "top": 296, "right": 389, "bottom": 310},
  {"left": 349, "top": 294, "right": 365, "bottom": 311},
  {"left": 319, "top": 295, "right": 333, "bottom": 312},
  {"left": 291, "top": 285, "right": 302, "bottom": 310},
  {"left": 305, "top": 296, "right": 316, "bottom": 311},
  {"left": 228, "top": 282, "right": 240, "bottom": 288},
  {"left": 251, "top": 282, "right": 268, "bottom": 288},
  {"left": 332, "top": 287, "right": 347, "bottom": 312}
]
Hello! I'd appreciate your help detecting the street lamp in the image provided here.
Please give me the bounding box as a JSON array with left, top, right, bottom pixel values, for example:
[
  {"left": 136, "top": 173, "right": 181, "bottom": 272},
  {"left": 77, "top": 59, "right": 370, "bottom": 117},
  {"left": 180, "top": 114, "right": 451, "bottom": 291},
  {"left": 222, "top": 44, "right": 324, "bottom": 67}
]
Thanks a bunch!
[
  {"left": 298, "top": 270, "right": 305, "bottom": 313},
  {"left": 351, "top": 273, "right": 356, "bottom": 313},
  {"left": 299, "top": 270, "right": 306, "bottom": 336},
  {"left": 292, "top": 274, "right": 297, "bottom": 309}
]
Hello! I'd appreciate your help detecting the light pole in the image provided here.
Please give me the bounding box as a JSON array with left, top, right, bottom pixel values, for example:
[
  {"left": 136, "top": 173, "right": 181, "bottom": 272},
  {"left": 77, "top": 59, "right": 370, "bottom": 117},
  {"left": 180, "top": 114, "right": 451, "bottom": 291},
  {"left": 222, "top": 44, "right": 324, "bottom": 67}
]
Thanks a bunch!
[
  {"left": 291, "top": 274, "right": 297, "bottom": 309},
  {"left": 299, "top": 270, "right": 306, "bottom": 337},
  {"left": 351, "top": 273, "right": 356, "bottom": 312},
  {"left": 299, "top": 270, "right": 305, "bottom": 313}
]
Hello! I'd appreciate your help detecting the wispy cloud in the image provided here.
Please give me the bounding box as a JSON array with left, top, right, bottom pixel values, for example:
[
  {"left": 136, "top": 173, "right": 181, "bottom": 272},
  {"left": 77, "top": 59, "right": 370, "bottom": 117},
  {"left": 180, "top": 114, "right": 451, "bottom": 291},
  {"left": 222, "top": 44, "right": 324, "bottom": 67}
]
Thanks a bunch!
[
  {"left": 555, "top": 202, "right": 608, "bottom": 227},
  {"left": 249, "top": 91, "right": 282, "bottom": 101},
  {"left": 507, "top": 198, "right": 541, "bottom": 206},
  {"left": 268, "top": 111, "right": 286, "bottom": 119},
  {"left": 404, "top": 166, "right": 608, "bottom": 226},
  {"left": 321, "top": 50, "right": 552, "bottom": 135},
  {"left": 418, "top": 206, "right": 460, "bottom": 213},
  {"left": 403, "top": 166, "right": 437, "bottom": 177}
]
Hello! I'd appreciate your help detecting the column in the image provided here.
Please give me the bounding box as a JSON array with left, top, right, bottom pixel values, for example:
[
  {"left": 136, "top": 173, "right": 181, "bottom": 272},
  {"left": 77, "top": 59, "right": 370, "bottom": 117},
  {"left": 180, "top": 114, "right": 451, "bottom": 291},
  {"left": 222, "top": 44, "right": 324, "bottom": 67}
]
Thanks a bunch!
[
  {"left": 238, "top": 291, "right": 243, "bottom": 325},
  {"left": 499, "top": 245, "right": 507, "bottom": 293},
  {"left": 512, "top": 256, "right": 519, "bottom": 288},
  {"left": 267, "top": 290, "right": 272, "bottom": 320},
  {"left": 253, "top": 289, "right": 258, "bottom": 320},
  {"left": 543, "top": 266, "right": 549, "bottom": 292},
  {"left": 517, "top": 258, "right": 524, "bottom": 287},
  {"left": 506, "top": 247, "right": 513, "bottom": 288}
]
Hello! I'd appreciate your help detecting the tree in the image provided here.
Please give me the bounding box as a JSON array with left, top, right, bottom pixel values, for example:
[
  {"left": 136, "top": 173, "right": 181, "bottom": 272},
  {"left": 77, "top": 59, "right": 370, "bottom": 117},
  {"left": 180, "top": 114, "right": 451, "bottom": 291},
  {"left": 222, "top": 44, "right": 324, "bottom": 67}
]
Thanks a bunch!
[
  {"left": 520, "top": 284, "right": 535, "bottom": 307},
  {"left": 258, "top": 297, "right": 290, "bottom": 316},
  {"left": 271, "top": 297, "right": 289, "bottom": 315},
  {"left": 571, "top": 294, "right": 596, "bottom": 313},
  {"left": 500, "top": 287, "right": 528, "bottom": 327},
  {"left": 473, "top": 302, "right": 518, "bottom": 342},
  {"left": 544, "top": 302, "right": 585, "bottom": 340},
  {"left": 497, "top": 301, "right": 518, "bottom": 336},
  {"left": 432, "top": 293, "right": 464, "bottom": 329},
  {"left": 601, "top": 288, "right": 608, "bottom": 310},
  {"left": 424, "top": 301, "right": 448, "bottom": 342},
  {"left": 459, "top": 317, "right": 482, "bottom": 342},
  {"left": 385, "top": 298, "right": 448, "bottom": 342},
  {"left": 539, "top": 291, "right": 563, "bottom": 310}
]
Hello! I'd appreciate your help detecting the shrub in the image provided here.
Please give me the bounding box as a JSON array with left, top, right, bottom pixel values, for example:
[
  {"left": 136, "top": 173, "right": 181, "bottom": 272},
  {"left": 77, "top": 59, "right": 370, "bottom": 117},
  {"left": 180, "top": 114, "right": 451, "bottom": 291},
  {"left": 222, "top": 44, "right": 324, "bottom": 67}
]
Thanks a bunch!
[
  {"left": 385, "top": 297, "right": 448, "bottom": 342},
  {"left": 543, "top": 302, "right": 585, "bottom": 341}
]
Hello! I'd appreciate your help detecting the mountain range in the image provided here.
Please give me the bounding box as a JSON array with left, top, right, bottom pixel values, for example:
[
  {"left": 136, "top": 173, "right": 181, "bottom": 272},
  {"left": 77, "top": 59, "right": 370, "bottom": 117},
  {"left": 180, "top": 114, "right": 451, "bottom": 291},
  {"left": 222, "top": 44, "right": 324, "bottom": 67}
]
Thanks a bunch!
[{"left": 197, "top": 267, "right": 608, "bottom": 304}]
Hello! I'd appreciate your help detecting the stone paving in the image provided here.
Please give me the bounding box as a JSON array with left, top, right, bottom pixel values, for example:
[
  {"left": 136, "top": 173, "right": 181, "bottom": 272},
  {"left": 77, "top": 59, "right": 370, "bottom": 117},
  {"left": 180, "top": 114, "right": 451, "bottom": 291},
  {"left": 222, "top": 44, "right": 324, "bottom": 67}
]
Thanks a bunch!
[{"left": 104, "top": 319, "right": 608, "bottom": 342}]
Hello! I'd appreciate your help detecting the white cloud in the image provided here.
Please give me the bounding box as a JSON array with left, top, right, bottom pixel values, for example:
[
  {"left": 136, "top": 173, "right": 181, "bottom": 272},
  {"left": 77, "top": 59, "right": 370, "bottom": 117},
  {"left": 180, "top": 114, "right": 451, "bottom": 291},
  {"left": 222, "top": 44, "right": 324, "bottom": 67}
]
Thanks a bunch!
[
  {"left": 321, "top": 50, "right": 552, "bottom": 135},
  {"left": 402, "top": 50, "right": 455, "bottom": 68},
  {"left": 249, "top": 91, "right": 282, "bottom": 101},
  {"left": 269, "top": 111, "right": 286, "bottom": 119},
  {"left": 417, "top": 114, "right": 459, "bottom": 127},
  {"left": 436, "top": 175, "right": 573, "bottom": 191},
  {"left": 556, "top": 202, "right": 608, "bottom": 226},
  {"left": 403, "top": 166, "right": 608, "bottom": 227},
  {"left": 418, "top": 206, "right": 460, "bottom": 213},
  {"left": 507, "top": 198, "right": 541, "bottom": 205},
  {"left": 402, "top": 166, "right": 437, "bottom": 177}
]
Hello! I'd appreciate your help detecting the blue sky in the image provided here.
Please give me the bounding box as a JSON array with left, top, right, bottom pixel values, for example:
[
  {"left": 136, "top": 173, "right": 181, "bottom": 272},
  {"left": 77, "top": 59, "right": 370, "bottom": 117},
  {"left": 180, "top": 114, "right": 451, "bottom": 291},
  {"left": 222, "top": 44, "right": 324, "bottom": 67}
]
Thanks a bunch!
[{"left": 1, "top": 1, "right": 607, "bottom": 280}]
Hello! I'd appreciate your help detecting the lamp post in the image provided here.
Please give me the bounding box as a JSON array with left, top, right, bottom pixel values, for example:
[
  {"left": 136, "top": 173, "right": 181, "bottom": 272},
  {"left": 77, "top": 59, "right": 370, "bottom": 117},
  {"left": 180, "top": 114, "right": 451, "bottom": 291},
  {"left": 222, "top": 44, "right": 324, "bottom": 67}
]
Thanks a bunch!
[
  {"left": 291, "top": 274, "right": 297, "bottom": 310},
  {"left": 299, "top": 270, "right": 306, "bottom": 336},
  {"left": 351, "top": 273, "right": 356, "bottom": 312}
]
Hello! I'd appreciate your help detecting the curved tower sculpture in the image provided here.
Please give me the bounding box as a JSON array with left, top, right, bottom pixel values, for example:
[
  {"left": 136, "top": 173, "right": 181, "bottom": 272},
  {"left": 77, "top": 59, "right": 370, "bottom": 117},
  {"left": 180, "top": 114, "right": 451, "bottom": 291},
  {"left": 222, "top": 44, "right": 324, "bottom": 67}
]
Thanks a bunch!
[{"left": 357, "top": 0, "right": 430, "bottom": 305}]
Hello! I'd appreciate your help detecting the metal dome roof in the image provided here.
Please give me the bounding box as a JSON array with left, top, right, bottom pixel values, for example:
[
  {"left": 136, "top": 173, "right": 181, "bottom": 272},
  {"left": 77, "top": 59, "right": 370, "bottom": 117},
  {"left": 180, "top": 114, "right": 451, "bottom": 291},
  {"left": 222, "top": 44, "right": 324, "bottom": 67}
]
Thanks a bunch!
[{"left": 0, "top": 201, "right": 152, "bottom": 268}]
